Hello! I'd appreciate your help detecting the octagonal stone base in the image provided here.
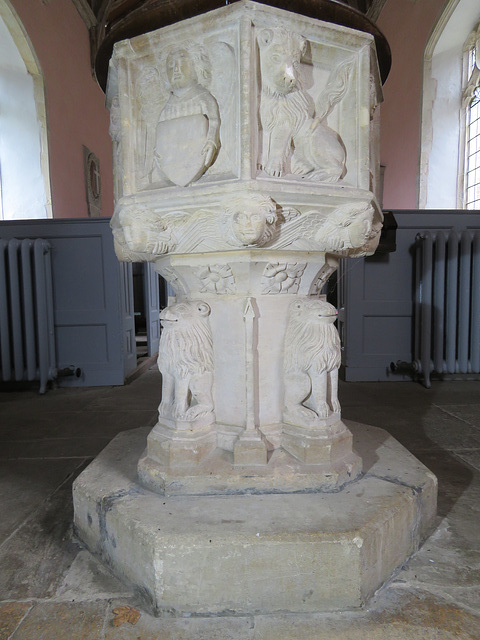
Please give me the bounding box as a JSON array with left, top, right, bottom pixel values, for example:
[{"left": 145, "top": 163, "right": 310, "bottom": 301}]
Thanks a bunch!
[{"left": 73, "top": 422, "right": 437, "bottom": 617}]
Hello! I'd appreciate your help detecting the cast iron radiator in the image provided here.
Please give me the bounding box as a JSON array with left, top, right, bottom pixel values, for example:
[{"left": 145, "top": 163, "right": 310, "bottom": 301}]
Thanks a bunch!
[
  {"left": 413, "top": 230, "right": 480, "bottom": 387},
  {"left": 0, "top": 238, "right": 56, "bottom": 393}
]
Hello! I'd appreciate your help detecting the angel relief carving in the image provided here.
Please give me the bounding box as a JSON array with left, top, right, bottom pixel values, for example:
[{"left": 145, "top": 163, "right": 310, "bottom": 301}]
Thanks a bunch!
[
  {"left": 257, "top": 27, "right": 353, "bottom": 182},
  {"left": 222, "top": 193, "right": 279, "bottom": 247},
  {"left": 134, "top": 40, "right": 237, "bottom": 190},
  {"left": 154, "top": 46, "right": 220, "bottom": 187}
]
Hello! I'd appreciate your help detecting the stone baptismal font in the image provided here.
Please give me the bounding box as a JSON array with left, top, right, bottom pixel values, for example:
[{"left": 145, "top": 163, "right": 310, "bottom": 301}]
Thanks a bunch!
[{"left": 73, "top": 0, "right": 437, "bottom": 616}]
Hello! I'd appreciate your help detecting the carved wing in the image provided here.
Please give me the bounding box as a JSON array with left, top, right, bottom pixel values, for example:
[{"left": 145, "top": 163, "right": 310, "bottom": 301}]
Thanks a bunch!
[
  {"left": 315, "top": 57, "right": 355, "bottom": 122},
  {"left": 165, "top": 209, "right": 221, "bottom": 254},
  {"left": 135, "top": 64, "right": 168, "bottom": 180},
  {"left": 270, "top": 210, "right": 328, "bottom": 250},
  {"left": 209, "top": 42, "right": 237, "bottom": 170}
]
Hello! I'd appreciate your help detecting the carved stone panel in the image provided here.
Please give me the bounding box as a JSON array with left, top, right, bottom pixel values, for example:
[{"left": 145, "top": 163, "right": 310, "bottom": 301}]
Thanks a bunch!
[
  {"left": 257, "top": 26, "right": 354, "bottom": 184},
  {"left": 283, "top": 298, "right": 341, "bottom": 426},
  {"left": 261, "top": 262, "right": 306, "bottom": 294},
  {"left": 109, "top": 28, "right": 240, "bottom": 195},
  {"left": 195, "top": 264, "right": 236, "bottom": 294},
  {"left": 157, "top": 300, "right": 215, "bottom": 427}
]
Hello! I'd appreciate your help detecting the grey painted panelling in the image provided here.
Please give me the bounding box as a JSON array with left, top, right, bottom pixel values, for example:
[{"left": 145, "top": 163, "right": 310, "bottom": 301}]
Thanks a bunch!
[
  {"left": 0, "top": 218, "right": 133, "bottom": 387},
  {"left": 339, "top": 211, "right": 480, "bottom": 381},
  {"left": 144, "top": 262, "right": 160, "bottom": 357},
  {"left": 120, "top": 261, "right": 136, "bottom": 379}
]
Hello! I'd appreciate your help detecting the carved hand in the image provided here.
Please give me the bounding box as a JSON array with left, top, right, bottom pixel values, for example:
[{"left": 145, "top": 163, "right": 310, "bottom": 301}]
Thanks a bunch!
[{"left": 202, "top": 141, "right": 217, "bottom": 167}]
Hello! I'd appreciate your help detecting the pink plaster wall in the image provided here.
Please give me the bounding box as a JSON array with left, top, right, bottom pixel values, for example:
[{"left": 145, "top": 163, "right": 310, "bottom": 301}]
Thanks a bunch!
[
  {"left": 10, "top": 0, "right": 113, "bottom": 219},
  {"left": 378, "top": 0, "right": 445, "bottom": 209}
]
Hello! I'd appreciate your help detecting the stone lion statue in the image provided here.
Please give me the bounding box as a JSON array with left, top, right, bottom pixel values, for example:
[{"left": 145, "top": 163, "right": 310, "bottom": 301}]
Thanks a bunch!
[
  {"left": 157, "top": 300, "right": 215, "bottom": 426},
  {"left": 257, "top": 27, "right": 350, "bottom": 182},
  {"left": 283, "top": 298, "right": 341, "bottom": 425},
  {"left": 315, "top": 202, "right": 383, "bottom": 255}
]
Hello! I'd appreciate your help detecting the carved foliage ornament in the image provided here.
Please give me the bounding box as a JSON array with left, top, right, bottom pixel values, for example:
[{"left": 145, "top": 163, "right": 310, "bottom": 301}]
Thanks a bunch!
[
  {"left": 196, "top": 264, "right": 236, "bottom": 294},
  {"left": 261, "top": 262, "right": 306, "bottom": 294}
]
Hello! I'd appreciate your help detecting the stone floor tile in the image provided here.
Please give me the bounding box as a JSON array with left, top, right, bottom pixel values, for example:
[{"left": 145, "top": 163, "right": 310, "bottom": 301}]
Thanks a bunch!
[
  {"left": 0, "top": 387, "right": 103, "bottom": 413},
  {"left": 374, "top": 592, "right": 480, "bottom": 639},
  {"left": 0, "top": 458, "right": 82, "bottom": 544},
  {"left": 426, "top": 381, "right": 480, "bottom": 406},
  {"left": 436, "top": 405, "right": 480, "bottom": 430},
  {"left": 55, "top": 550, "right": 132, "bottom": 601},
  {"left": 1, "top": 436, "right": 112, "bottom": 460},
  {"left": 410, "top": 449, "right": 477, "bottom": 520},
  {"left": 104, "top": 599, "right": 255, "bottom": 640},
  {"left": 12, "top": 601, "right": 107, "bottom": 640},
  {"left": 390, "top": 478, "right": 480, "bottom": 614},
  {"left": 342, "top": 405, "right": 480, "bottom": 453},
  {"left": 0, "top": 410, "right": 156, "bottom": 441},
  {"left": 0, "top": 602, "right": 32, "bottom": 640},
  {"left": 0, "top": 463, "right": 86, "bottom": 600},
  {"left": 338, "top": 381, "right": 432, "bottom": 408},
  {"left": 85, "top": 394, "right": 160, "bottom": 412},
  {"left": 455, "top": 449, "right": 480, "bottom": 472},
  {"left": 252, "top": 593, "right": 480, "bottom": 640}
]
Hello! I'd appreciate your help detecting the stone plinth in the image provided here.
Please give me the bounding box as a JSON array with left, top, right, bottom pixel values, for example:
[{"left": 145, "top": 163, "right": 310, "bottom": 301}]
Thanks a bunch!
[
  {"left": 73, "top": 423, "right": 437, "bottom": 616},
  {"left": 137, "top": 418, "right": 361, "bottom": 495}
]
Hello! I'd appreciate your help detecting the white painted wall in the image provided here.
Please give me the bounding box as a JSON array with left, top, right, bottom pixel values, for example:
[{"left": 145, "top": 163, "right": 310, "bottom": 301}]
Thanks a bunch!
[{"left": 0, "top": 16, "right": 48, "bottom": 219}]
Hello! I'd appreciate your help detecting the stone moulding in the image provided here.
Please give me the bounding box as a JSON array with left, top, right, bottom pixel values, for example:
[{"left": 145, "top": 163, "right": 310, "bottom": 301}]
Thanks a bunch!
[{"left": 73, "top": 423, "right": 437, "bottom": 616}]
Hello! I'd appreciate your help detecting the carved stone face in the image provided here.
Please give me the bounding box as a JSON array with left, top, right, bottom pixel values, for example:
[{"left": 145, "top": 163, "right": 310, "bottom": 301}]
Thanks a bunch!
[
  {"left": 232, "top": 210, "right": 268, "bottom": 245},
  {"left": 290, "top": 299, "right": 338, "bottom": 325},
  {"left": 166, "top": 49, "right": 196, "bottom": 90},
  {"left": 258, "top": 28, "right": 306, "bottom": 95},
  {"left": 348, "top": 215, "right": 373, "bottom": 248}
]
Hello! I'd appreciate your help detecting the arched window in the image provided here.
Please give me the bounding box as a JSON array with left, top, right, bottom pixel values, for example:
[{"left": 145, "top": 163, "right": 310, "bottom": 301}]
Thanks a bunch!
[
  {"left": 0, "top": 2, "right": 51, "bottom": 220},
  {"left": 463, "top": 23, "right": 480, "bottom": 209},
  {"left": 419, "top": 0, "right": 480, "bottom": 210}
]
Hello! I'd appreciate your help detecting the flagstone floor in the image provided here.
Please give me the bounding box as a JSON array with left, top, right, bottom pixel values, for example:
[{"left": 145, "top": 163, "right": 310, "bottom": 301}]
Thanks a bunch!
[{"left": 0, "top": 369, "right": 479, "bottom": 639}]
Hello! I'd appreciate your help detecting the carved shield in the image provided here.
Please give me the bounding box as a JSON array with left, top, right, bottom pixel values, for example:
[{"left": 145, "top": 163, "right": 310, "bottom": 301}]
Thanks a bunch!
[{"left": 156, "top": 114, "right": 208, "bottom": 187}]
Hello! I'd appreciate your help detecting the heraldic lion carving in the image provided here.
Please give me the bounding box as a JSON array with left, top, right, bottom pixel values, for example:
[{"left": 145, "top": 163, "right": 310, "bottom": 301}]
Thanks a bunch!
[
  {"left": 157, "top": 300, "right": 215, "bottom": 425},
  {"left": 257, "top": 27, "right": 349, "bottom": 182},
  {"left": 283, "top": 298, "right": 341, "bottom": 425}
]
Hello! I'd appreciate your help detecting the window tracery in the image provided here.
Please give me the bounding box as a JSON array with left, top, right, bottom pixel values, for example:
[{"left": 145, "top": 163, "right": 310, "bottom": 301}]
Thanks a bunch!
[{"left": 463, "top": 23, "right": 480, "bottom": 209}]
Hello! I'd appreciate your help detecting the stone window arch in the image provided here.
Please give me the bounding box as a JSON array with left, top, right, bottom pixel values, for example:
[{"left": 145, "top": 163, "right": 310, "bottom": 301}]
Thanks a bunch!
[{"left": 0, "top": 1, "right": 52, "bottom": 219}]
